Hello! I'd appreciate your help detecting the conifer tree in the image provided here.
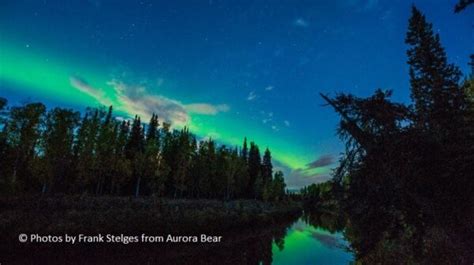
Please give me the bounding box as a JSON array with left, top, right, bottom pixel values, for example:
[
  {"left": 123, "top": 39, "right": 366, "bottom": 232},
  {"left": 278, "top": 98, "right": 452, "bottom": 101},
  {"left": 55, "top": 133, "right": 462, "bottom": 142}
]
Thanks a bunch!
[
  {"left": 160, "top": 122, "right": 175, "bottom": 197},
  {"left": 272, "top": 171, "right": 286, "bottom": 201},
  {"left": 0, "top": 97, "right": 7, "bottom": 123},
  {"left": 0, "top": 97, "right": 285, "bottom": 200},
  {"left": 95, "top": 106, "right": 116, "bottom": 195},
  {"left": 247, "top": 142, "right": 261, "bottom": 198},
  {"left": 224, "top": 148, "right": 242, "bottom": 200},
  {"left": 126, "top": 116, "right": 145, "bottom": 197},
  {"left": 174, "top": 127, "right": 194, "bottom": 198},
  {"left": 215, "top": 145, "right": 232, "bottom": 198},
  {"left": 241, "top": 137, "right": 248, "bottom": 162},
  {"left": 112, "top": 120, "right": 132, "bottom": 195},
  {"left": 194, "top": 140, "right": 210, "bottom": 198},
  {"left": 143, "top": 114, "right": 160, "bottom": 196},
  {"left": 74, "top": 109, "right": 101, "bottom": 193},
  {"left": 406, "top": 6, "right": 466, "bottom": 133},
  {"left": 7, "top": 102, "right": 46, "bottom": 192},
  {"left": 42, "top": 108, "right": 80, "bottom": 193},
  {"left": 206, "top": 139, "right": 217, "bottom": 198},
  {"left": 261, "top": 148, "right": 273, "bottom": 186}
]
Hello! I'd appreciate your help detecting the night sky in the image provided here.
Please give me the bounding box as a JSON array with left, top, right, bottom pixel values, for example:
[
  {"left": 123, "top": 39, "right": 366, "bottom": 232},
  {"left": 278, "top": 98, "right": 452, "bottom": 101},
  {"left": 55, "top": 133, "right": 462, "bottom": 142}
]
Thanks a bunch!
[{"left": 1, "top": 0, "right": 472, "bottom": 188}]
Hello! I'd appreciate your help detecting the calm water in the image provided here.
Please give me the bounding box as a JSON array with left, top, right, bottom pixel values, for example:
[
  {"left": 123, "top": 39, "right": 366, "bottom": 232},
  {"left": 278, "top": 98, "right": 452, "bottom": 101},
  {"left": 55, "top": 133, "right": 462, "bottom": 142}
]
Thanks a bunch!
[
  {"left": 271, "top": 217, "right": 354, "bottom": 265},
  {"left": 4, "top": 211, "right": 354, "bottom": 264}
]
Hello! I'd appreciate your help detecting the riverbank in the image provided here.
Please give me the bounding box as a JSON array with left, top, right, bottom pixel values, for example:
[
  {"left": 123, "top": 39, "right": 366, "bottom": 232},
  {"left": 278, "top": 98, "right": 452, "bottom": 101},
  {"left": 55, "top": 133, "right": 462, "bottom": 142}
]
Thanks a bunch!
[
  {"left": 0, "top": 196, "right": 302, "bottom": 264},
  {"left": 0, "top": 195, "right": 302, "bottom": 236}
]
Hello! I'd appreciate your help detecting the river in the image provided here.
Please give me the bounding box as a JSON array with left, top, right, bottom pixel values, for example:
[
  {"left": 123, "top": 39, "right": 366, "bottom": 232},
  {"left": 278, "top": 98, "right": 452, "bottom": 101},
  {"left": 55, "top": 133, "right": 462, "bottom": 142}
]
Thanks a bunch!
[
  {"left": 4, "top": 210, "right": 355, "bottom": 264},
  {"left": 271, "top": 216, "right": 354, "bottom": 264}
]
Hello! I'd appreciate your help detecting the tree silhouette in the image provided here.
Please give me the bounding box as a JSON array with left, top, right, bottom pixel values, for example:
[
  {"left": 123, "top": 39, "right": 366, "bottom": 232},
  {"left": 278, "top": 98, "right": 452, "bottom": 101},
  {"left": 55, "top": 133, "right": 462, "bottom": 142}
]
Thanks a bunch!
[
  {"left": 0, "top": 100, "right": 287, "bottom": 200},
  {"left": 406, "top": 6, "right": 466, "bottom": 134},
  {"left": 320, "top": 6, "right": 474, "bottom": 263},
  {"left": 454, "top": 0, "right": 474, "bottom": 12},
  {"left": 247, "top": 142, "right": 261, "bottom": 198}
]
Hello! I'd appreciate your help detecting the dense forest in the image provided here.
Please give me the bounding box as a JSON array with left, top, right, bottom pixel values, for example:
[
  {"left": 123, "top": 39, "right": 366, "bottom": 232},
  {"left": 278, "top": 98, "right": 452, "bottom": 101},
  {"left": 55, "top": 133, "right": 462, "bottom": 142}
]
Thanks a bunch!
[
  {"left": 0, "top": 100, "right": 286, "bottom": 201},
  {"left": 0, "top": 2, "right": 473, "bottom": 264},
  {"left": 301, "top": 5, "right": 474, "bottom": 264}
]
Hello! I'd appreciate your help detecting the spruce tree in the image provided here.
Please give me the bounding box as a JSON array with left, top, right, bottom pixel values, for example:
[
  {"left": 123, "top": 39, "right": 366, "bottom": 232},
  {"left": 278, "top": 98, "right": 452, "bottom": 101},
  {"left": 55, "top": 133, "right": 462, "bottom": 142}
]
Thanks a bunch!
[
  {"left": 8, "top": 102, "right": 46, "bottom": 192},
  {"left": 0, "top": 97, "right": 7, "bottom": 123},
  {"left": 206, "top": 139, "right": 217, "bottom": 198},
  {"left": 112, "top": 120, "right": 131, "bottom": 195},
  {"left": 126, "top": 116, "right": 145, "bottom": 197},
  {"left": 194, "top": 140, "right": 210, "bottom": 198},
  {"left": 247, "top": 142, "right": 261, "bottom": 198},
  {"left": 272, "top": 171, "right": 286, "bottom": 201},
  {"left": 406, "top": 6, "right": 466, "bottom": 133},
  {"left": 241, "top": 137, "right": 248, "bottom": 162},
  {"left": 42, "top": 108, "right": 80, "bottom": 193},
  {"left": 126, "top": 115, "right": 145, "bottom": 158},
  {"left": 74, "top": 109, "right": 101, "bottom": 193},
  {"left": 144, "top": 114, "right": 160, "bottom": 196},
  {"left": 95, "top": 106, "right": 116, "bottom": 195},
  {"left": 160, "top": 122, "right": 175, "bottom": 197},
  {"left": 261, "top": 148, "right": 273, "bottom": 186},
  {"left": 174, "top": 127, "right": 194, "bottom": 198}
]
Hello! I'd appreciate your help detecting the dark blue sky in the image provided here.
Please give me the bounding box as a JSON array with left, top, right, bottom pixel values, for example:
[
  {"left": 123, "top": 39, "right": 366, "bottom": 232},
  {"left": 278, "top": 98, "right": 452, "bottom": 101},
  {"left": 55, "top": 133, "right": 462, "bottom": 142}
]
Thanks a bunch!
[{"left": 1, "top": 0, "right": 472, "bottom": 187}]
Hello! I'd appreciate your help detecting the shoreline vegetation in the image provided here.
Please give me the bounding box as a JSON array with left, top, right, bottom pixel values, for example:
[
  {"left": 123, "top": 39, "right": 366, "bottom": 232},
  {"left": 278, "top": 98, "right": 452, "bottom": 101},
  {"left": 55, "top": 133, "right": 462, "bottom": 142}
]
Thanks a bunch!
[
  {"left": 0, "top": 96, "right": 286, "bottom": 202},
  {"left": 299, "top": 5, "right": 474, "bottom": 265},
  {"left": 0, "top": 85, "right": 299, "bottom": 262},
  {"left": 0, "top": 2, "right": 473, "bottom": 265},
  {"left": 0, "top": 196, "right": 302, "bottom": 236},
  {"left": 1, "top": 194, "right": 353, "bottom": 264},
  {"left": 0, "top": 39, "right": 300, "bottom": 262},
  {"left": 0, "top": 195, "right": 302, "bottom": 264}
]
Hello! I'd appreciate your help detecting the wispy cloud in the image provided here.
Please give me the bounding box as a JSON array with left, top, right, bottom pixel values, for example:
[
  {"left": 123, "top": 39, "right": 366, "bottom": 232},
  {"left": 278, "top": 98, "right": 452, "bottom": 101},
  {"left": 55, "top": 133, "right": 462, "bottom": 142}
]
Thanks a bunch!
[
  {"left": 272, "top": 160, "right": 332, "bottom": 189},
  {"left": 284, "top": 120, "right": 290, "bottom": 127},
  {"left": 280, "top": 154, "right": 335, "bottom": 188},
  {"left": 247, "top": 91, "right": 257, "bottom": 101},
  {"left": 294, "top": 18, "right": 309, "bottom": 27},
  {"left": 71, "top": 76, "right": 229, "bottom": 126},
  {"left": 107, "top": 79, "right": 189, "bottom": 126},
  {"left": 306, "top": 154, "right": 335, "bottom": 169},
  {"left": 185, "top": 103, "right": 229, "bottom": 115},
  {"left": 70, "top": 76, "right": 112, "bottom": 106},
  {"left": 265, "top": 85, "right": 273, "bottom": 91}
]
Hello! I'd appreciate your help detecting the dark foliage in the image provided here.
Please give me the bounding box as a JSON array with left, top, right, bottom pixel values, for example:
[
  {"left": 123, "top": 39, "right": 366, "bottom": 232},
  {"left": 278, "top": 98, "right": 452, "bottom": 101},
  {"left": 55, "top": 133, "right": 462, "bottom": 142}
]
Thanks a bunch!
[
  {"left": 0, "top": 196, "right": 301, "bottom": 265},
  {"left": 454, "top": 0, "right": 474, "bottom": 12},
  {"left": 321, "top": 6, "right": 474, "bottom": 264},
  {"left": 0, "top": 100, "right": 287, "bottom": 201}
]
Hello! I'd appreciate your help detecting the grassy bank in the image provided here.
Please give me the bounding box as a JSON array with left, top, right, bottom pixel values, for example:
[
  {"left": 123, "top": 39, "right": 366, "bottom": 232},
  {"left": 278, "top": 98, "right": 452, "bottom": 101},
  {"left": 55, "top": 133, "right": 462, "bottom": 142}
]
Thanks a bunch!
[
  {"left": 0, "top": 196, "right": 302, "bottom": 264},
  {"left": 0, "top": 195, "right": 301, "bottom": 236}
]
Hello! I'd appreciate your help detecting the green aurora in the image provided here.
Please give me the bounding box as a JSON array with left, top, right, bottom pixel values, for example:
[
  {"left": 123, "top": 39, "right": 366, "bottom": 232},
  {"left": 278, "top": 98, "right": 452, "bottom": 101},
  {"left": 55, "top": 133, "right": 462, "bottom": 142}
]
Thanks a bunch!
[
  {"left": 0, "top": 41, "right": 326, "bottom": 176},
  {"left": 271, "top": 220, "right": 353, "bottom": 264}
]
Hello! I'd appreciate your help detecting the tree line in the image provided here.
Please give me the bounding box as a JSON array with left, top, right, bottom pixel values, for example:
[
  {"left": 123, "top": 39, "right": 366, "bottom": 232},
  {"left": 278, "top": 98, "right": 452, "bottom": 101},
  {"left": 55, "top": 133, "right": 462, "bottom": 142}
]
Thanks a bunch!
[
  {"left": 0, "top": 101, "right": 286, "bottom": 201},
  {"left": 299, "top": 181, "right": 334, "bottom": 205},
  {"left": 320, "top": 5, "right": 473, "bottom": 263}
]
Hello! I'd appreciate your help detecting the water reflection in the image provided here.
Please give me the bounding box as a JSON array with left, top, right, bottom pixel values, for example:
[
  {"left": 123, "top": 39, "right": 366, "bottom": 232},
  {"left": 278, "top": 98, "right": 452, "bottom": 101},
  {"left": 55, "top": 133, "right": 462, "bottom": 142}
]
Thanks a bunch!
[
  {"left": 3, "top": 211, "right": 354, "bottom": 264},
  {"left": 271, "top": 211, "right": 353, "bottom": 265}
]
